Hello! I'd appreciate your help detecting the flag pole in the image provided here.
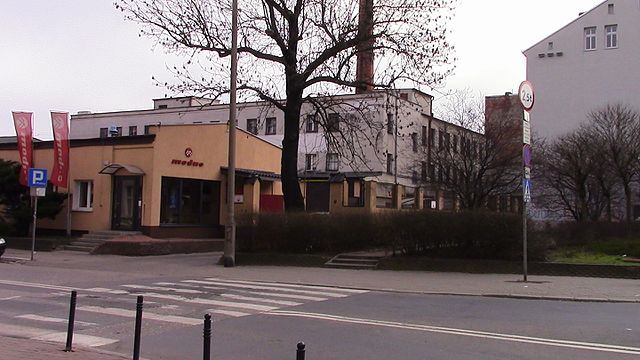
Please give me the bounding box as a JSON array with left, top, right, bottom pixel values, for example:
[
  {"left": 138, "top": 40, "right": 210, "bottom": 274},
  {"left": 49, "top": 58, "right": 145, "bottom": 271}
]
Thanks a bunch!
[{"left": 66, "top": 115, "right": 71, "bottom": 238}]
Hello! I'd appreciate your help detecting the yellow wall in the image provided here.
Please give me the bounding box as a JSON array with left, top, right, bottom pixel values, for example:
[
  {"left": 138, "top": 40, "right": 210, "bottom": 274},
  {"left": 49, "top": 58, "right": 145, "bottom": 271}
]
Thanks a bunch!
[{"left": 0, "top": 124, "right": 282, "bottom": 233}]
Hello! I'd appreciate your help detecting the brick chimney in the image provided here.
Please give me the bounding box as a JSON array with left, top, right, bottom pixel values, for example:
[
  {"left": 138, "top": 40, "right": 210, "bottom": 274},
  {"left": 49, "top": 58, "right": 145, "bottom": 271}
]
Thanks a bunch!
[{"left": 356, "top": 0, "right": 374, "bottom": 94}]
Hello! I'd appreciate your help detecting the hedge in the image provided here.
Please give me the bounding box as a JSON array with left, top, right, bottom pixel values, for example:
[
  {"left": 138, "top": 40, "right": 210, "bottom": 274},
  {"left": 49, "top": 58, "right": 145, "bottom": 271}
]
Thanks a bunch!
[{"left": 237, "top": 211, "right": 542, "bottom": 261}]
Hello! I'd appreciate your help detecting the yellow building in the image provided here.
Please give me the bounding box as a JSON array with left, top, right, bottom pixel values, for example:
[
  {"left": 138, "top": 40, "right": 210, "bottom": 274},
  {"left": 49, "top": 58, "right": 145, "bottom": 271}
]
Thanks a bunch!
[{"left": 0, "top": 124, "right": 282, "bottom": 238}]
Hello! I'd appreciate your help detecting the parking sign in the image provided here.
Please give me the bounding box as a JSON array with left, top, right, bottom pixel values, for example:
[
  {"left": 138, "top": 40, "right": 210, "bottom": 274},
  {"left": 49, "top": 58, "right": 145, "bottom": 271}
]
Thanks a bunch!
[{"left": 28, "top": 168, "right": 48, "bottom": 188}]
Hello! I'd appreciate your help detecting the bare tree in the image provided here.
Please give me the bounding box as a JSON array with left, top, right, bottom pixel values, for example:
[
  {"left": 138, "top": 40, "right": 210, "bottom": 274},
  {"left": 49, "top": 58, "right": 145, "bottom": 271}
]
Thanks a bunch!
[
  {"left": 536, "top": 129, "right": 607, "bottom": 222},
  {"left": 115, "top": 0, "right": 456, "bottom": 210},
  {"left": 421, "top": 91, "right": 521, "bottom": 209},
  {"left": 587, "top": 103, "right": 640, "bottom": 222}
]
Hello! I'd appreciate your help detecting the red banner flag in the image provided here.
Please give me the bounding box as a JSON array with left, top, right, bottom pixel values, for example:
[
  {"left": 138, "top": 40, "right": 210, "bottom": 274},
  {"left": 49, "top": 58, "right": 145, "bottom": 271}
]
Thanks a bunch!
[
  {"left": 12, "top": 112, "right": 34, "bottom": 186},
  {"left": 51, "top": 112, "right": 70, "bottom": 188}
]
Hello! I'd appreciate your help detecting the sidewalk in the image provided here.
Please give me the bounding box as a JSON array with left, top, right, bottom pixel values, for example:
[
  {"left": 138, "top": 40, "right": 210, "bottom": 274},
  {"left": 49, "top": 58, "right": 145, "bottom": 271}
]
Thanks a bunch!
[
  {"left": 0, "top": 336, "right": 127, "bottom": 360},
  {"left": 4, "top": 248, "right": 640, "bottom": 303}
]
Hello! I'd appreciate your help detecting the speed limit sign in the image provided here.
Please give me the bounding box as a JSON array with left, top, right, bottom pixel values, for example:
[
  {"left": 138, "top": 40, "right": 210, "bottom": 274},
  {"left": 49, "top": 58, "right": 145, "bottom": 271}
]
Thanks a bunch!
[{"left": 519, "top": 81, "right": 535, "bottom": 111}]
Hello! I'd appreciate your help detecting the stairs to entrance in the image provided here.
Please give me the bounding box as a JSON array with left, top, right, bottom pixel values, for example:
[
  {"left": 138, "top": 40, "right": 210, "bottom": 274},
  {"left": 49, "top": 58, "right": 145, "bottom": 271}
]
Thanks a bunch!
[
  {"left": 324, "top": 252, "right": 387, "bottom": 270},
  {"left": 65, "top": 230, "right": 142, "bottom": 253}
]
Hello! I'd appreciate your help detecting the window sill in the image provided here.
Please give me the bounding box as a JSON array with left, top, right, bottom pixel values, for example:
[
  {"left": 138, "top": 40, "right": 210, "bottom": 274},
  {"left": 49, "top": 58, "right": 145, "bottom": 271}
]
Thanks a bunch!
[{"left": 72, "top": 208, "right": 93, "bottom": 213}]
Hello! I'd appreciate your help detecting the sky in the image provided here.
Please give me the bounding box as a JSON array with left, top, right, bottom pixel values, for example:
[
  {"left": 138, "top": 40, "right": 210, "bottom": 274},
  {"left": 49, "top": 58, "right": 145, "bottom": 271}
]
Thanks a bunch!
[{"left": 0, "top": 0, "right": 604, "bottom": 139}]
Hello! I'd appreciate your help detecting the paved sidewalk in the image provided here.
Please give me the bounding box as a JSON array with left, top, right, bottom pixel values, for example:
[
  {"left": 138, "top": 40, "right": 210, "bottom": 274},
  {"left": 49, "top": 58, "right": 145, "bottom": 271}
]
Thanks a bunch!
[
  {"left": 0, "top": 336, "right": 128, "bottom": 360},
  {"left": 3, "top": 248, "right": 640, "bottom": 302}
]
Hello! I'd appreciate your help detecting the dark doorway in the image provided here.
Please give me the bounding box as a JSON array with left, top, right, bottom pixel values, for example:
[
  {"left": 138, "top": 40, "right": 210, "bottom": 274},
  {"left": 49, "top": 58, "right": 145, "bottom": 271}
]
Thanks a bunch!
[
  {"left": 112, "top": 176, "right": 142, "bottom": 230},
  {"left": 305, "top": 182, "right": 330, "bottom": 212}
]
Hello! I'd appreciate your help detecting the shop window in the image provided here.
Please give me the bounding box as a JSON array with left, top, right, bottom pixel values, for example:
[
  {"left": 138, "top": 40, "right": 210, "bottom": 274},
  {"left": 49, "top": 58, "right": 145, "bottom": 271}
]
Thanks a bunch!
[
  {"left": 160, "top": 177, "right": 220, "bottom": 225},
  {"left": 265, "top": 117, "right": 277, "bottom": 135},
  {"left": 99, "top": 128, "right": 108, "bottom": 138},
  {"left": 326, "top": 153, "right": 339, "bottom": 171},
  {"left": 305, "top": 115, "right": 318, "bottom": 133},
  {"left": 129, "top": 126, "right": 137, "bottom": 136},
  {"left": 402, "top": 187, "right": 416, "bottom": 209},
  {"left": 376, "top": 183, "right": 394, "bottom": 209},
  {"left": 246, "top": 118, "right": 258, "bottom": 135},
  {"left": 346, "top": 179, "right": 365, "bottom": 207},
  {"left": 73, "top": 180, "right": 93, "bottom": 211}
]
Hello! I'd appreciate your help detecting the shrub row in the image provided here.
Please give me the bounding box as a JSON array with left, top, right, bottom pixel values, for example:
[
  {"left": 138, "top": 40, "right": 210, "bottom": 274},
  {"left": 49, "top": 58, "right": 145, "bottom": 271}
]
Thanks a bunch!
[{"left": 237, "top": 211, "right": 540, "bottom": 260}]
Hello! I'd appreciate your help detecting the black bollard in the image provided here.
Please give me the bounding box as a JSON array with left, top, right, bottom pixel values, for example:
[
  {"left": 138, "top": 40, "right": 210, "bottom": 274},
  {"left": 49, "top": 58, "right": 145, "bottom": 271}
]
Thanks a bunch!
[
  {"left": 203, "top": 314, "right": 212, "bottom": 360},
  {"left": 64, "top": 290, "right": 77, "bottom": 352},
  {"left": 133, "top": 295, "right": 143, "bottom": 360},
  {"left": 296, "top": 341, "right": 306, "bottom": 360}
]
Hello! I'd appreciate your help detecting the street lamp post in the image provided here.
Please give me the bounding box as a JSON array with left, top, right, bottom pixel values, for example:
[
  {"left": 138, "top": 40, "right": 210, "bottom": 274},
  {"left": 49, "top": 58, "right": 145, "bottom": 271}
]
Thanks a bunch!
[{"left": 224, "top": 0, "right": 239, "bottom": 267}]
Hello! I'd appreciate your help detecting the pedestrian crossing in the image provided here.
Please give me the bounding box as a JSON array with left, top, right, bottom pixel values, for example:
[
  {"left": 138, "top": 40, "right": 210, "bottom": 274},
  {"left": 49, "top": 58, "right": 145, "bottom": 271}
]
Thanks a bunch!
[{"left": 0, "top": 277, "right": 368, "bottom": 348}]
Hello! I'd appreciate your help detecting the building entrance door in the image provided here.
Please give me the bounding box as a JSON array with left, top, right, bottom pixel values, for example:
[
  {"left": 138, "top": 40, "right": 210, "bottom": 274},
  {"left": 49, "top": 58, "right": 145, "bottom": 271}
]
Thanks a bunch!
[
  {"left": 112, "top": 176, "right": 142, "bottom": 230},
  {"left": 305, "top": 182, "right": 330, "bottom": 212}
]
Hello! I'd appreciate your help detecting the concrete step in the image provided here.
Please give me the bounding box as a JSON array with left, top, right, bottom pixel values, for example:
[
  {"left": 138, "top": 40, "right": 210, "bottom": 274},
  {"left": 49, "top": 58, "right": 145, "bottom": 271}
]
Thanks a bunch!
[
  {"left": 330, "top": 257, "right": 379, "bottom": 264},
  {"left": 324, "top": 262, "right": 377, "bottom": 270},
  {"left": 64, "top": 245, "right": 95, "bottom": 252},
  {"left": 90, "top": 231, "right": 141, "bottom": 237},
  {"left": 79, "top": 234, "right": 114, "bottom": 240},
  {"left": 334, "top": 254, "right": 385, "bottom": 260},
  {"left": 70, "top": 241, "right": 103, "bottom": 247}
]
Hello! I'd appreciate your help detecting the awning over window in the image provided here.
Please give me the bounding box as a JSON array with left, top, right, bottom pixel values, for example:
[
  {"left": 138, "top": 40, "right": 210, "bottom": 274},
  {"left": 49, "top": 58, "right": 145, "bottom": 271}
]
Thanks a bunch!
[
  {"left": 99, "top": 163, "right": 145, "bottom": 175},
  {"left": 220, "top": 167, "right": 280, "bottom": 181}
]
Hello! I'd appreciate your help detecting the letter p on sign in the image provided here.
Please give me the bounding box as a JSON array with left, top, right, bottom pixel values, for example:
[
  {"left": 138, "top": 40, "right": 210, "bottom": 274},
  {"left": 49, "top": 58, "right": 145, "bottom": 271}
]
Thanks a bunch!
[{"left": 28, "top": 168, "right": 48, "bottom": 188}]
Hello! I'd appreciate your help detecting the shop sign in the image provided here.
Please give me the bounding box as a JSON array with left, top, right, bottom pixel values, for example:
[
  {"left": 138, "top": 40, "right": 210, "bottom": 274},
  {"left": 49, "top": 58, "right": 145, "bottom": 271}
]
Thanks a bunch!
[{"left": 171, "top": 147, "right": 204, "bottom": 167}]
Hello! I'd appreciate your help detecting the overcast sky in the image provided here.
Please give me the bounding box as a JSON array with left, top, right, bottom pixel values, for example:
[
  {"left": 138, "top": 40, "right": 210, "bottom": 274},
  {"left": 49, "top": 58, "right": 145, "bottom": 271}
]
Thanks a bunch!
[{"left": 0, "top": 0, "right": 603, "bottom": 139}]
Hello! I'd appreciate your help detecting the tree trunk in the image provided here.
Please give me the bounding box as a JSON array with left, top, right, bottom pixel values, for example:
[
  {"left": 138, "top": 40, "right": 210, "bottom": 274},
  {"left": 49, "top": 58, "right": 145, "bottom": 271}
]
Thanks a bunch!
[
  {"left": 624, "top": 183, "right": 632, "bottom": 223},
  {"left": 281, "top": 94, "right": 305, "bottom": 212}
]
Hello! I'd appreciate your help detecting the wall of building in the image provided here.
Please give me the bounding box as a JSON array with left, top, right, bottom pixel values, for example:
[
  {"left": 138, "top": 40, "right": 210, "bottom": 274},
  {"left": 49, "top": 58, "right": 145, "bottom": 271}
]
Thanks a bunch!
[{"left": 525, "top": 0, "right": 640, "bottom": 138}]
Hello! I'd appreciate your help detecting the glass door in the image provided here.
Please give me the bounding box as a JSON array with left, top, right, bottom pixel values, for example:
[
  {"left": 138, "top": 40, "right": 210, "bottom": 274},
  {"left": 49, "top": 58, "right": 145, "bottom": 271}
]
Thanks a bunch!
[{"left": 112, "top": 176, "right": 142, "bottom": 230}]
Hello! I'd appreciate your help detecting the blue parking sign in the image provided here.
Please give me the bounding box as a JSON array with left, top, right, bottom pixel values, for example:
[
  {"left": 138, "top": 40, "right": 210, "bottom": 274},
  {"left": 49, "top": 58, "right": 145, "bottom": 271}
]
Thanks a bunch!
[{"left": 28, "top": 168, "right": 48, "bottom": 187}]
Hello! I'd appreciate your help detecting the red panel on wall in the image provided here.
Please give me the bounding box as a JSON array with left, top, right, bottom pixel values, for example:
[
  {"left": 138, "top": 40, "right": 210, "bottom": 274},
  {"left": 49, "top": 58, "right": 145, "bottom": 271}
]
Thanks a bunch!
[{"left": 260, "top": 195, "right": 284, "bottom": 213}]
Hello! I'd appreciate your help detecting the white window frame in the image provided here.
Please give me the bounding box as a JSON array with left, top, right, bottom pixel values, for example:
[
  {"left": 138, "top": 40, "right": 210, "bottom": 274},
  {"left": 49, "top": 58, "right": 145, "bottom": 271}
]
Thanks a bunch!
[
  {"left": 305, "top": 115, "right": 318, "bottom": 133},
  {"left": 326, "top": 153, "right": 339, "bottom": 171},
  {"left": 246, "top": 118, "right": 258, "bottom": 134},
  {"left": 605, "top": 24, "right": 618, "bottom": 49},
  {"left": 305, "top": 153, "right": 317, "bottom": 171},
  {"left": 73, "top": 180, "right": 94, "bottom": 211},
  {"left": 265, "top": 117, "right": 277, "bottom": 135},
  {"left": 585, "top": 27, "right": 597, "bottom": 51}
]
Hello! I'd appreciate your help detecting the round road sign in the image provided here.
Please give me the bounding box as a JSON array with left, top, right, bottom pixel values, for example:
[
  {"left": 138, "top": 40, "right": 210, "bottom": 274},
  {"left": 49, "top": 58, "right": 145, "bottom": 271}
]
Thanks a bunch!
[{"left": 519, "top": 81, "right": 535, "bottom": 111}]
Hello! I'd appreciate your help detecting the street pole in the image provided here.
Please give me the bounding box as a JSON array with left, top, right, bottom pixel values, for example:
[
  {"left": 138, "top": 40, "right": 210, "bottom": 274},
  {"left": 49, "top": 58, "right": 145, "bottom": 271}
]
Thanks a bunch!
[
  {"left": 518, "top": 80, "right": 534, "bottom": 283},
  {"left": 522, "top": 173, "right": 528, "bottom": 282},
  {"left": 224, "top": 0, "right": 238, "bottom": 267},
  {"left": 31, "top": 195, "right": 38, "bottom": 261}
]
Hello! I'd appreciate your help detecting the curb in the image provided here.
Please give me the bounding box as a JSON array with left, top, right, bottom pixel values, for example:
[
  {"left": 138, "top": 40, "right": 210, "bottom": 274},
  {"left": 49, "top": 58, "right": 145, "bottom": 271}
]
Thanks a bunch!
[{"left": 218, "top": 276, "right": 640, "bottom": 304}]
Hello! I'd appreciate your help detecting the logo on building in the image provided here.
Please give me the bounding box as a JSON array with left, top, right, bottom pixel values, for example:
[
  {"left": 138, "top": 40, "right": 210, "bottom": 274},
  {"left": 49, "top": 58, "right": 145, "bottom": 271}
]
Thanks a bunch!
[
  {"left": 185, "top": 147, "right": 193, "bottom": 158},
  {"left": 171, "top": 147, "right": 203, "bottom": 167}
]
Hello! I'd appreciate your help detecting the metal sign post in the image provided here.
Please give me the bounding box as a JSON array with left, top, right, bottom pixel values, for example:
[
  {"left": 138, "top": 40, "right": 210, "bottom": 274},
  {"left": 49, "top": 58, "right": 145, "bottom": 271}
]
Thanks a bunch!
[
  {"left": 519, "top": 81, "right": 534, "bottom": 282},
  {"left": 27, "top": 168, "right": 48, "bottom": 261}
]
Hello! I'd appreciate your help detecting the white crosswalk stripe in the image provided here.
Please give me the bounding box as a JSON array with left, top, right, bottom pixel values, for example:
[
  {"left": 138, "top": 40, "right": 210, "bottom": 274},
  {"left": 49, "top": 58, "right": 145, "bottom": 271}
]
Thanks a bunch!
[
  {"left": 155, "top": 282, "right": 329, "bottom": 301},
  {"left": 0, "top": 323, "right": 118, "bottom": 347},
  {"left": 219, "top": 293, "right": 302, "bottom": 306},
  {"left": 182, "top": 280, "right": 351, "bottom": 297},
  {"left": 206, "top": 278, "right": 369, "bottom": 294},
  {"left": 121, "top": 284, "right": 203, "bottom": 294},
  {"left": 78, "top": 305, "right": 202, "bottom": 326},
  {"left": 16, "top": 314, "right": 98, "bottom": 327},
  {"left": 135, "top": 292, "right": 278, "bottom": 311}
]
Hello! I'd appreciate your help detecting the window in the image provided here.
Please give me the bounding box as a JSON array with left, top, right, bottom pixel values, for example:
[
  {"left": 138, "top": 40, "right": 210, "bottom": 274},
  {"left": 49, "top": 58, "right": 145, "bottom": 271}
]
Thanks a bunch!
[
  {"left": 265, "top": 117, "right": 277, "bottom": 135},
  {"left": 99, "top": 128, "right": 108, "bottom": 138},
  {"left": 605, "top": 25, "right": 618, "bottom": 48},
  {"left": 422, "top": 126, "right": 427, "bottom": 146},
  {"left": 438, "top": 131, "right": 444, "bottom": 150},
  {"left": 157, "top": 104, "right": 168, "bottom": 109},
  {"left": 547, "top": 41, "right": 554, "bottom": 51},
  {"left": 608, "top": 4, "right": 614, "bottom": 14},
  {"left": 429, "top": 128, "right": 436, "bottom": 147},
  {"left": 326, "top": 153, "right": 339, "bottom": 171},
  {"left": 585, "top": 27, "right": 597, "bottom": 50},
  {"left": 428, "top": 163, "right": 435, "bottom": 181},
  {"left": 386, "top": 113, "right": 394, "bottom": 134},
  {"left": 74, "top": 180, "right": 93, "bottom": 211},
  {"left": 327, "top": 113, "right": 340, "bottom": 132},
  {"left": 128, "top": 126, "right": 137, "bottom": 136},
  {"left": 112, "top": 127, "right": 122, "bottom": 137},
  {"left": 305, "top": 153, "right": 317, "bottom": 171},
  {"left": 246, "top": 118, "right": 258, "bottom": 135},
  {"left": 160, "top": 177, "right": 220, "bottom": 225},
  {"left": 421, "top": 161, "right": 427, "bottom": 181},
  {"left": 411, "top": 133, "right": 418, "bottom": 152},
  {"left": 305, "top": 115, "right": 318, "bottom": 133},
  {"left": 386, "top": 153, "right": 394, "bottom": 174},
  {"left": 144, "top": 125, "right": 153, "bottom": 135},
  {"left": 399, "top": 93, "right": 408, "bottom": 100}
]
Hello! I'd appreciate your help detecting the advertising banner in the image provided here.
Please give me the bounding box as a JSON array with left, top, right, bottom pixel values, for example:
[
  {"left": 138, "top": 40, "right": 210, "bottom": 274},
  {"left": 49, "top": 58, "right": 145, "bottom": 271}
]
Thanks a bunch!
[
  {"left": 12, "top": 112, "right": 34, "bottom": 186},
  {"left": 51, "top": 112, "right": 70, "bottom": 187}
]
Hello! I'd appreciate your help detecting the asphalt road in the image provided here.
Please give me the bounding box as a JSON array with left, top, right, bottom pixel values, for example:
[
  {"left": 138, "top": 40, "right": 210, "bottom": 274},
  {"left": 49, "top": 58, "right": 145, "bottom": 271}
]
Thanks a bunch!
[{"left": 0, "top": 253, "right": 638, "bottom": 359}]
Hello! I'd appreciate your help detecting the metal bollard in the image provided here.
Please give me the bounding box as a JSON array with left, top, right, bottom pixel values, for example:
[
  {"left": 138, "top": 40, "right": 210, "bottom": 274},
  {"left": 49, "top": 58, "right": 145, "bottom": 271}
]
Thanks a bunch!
[
  {"left": 64, "top": 290, "right": 77, "bottom": 352},
  {"left": 203, "top": 314, "right": 212, "bottom": 360},
  {"left": 133, "top": 295, "right": 143, "bottom": 360},
  {"left": 296, "top": 341, "right": 306, "bottom": 360}
]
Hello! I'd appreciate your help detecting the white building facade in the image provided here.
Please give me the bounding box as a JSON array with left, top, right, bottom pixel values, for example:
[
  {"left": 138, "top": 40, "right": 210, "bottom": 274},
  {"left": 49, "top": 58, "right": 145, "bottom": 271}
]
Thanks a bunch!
[{"left": 524, "top": 0, "right": 640, "bottom": 138}]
